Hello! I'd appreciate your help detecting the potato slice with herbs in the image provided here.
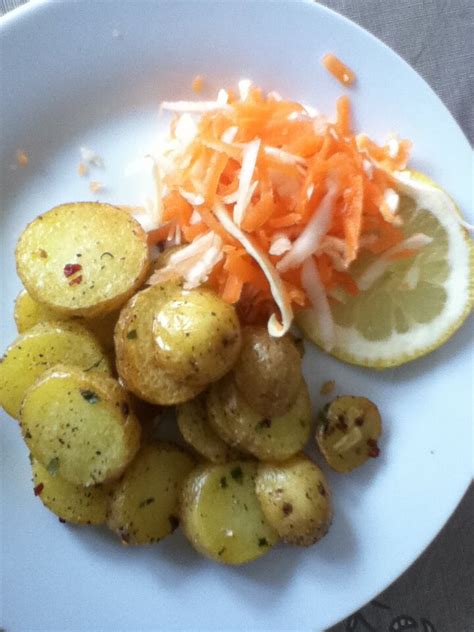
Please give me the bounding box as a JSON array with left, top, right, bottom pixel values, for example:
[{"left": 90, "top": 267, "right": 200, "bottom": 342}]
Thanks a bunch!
[
  {"left": 114, "top": 283, "right": 203, "bottom": 405},
  {"left": 14, "top": 289, "right": 119, "bottom": 352},
  {"left": 207, "top": 376, "right": 312, "bottom": 461},
  {"left": 177, "top": 394, "right": 241, "bottom": 463},
  {"left": 233, "top": 326, "right": 303, "bottom": 417},
  {"left": 21, "top": 366, "right": 140, "bottom": 486},
  {"left": 256, "top": 454, "right": 332, "bottom": 546},
  {"left": 107, "top": 442, "right": 194, "bottom": 545},
  {"left": 153, "top": 288, "right": 241, "bottom": 387},
  {"left": 15, "top": 203, "right": 150, "bottom": 318},
  {"left": 31, "top": 457, "right": 111, "bottom": 525},
  {"left": 180, "top": 461, "right": 278, "bottom": 564},
  {"left": 316, "top": 396, "right": 382, "bottom": 473},
  {"left": 0, "top": 321, "right": 111, "bottom": 419}
]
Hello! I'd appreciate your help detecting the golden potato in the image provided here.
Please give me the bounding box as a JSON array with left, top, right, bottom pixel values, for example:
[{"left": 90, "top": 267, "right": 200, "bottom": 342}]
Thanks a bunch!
[
  {"left": 316, "top": 396, "right": 382, "bottom": 473},
  {"left": 233, "top": 326, "right": 303, "bottom": 417},
  {"left": 255, "top": 454, "right": 332, "bottom": 546},
  {"left": 107, "top": 442, "right": 194, "bottom": 545},
  {"left": 177, "top": 394, "right": 241, "bottom": 463},
  {"left": 31, "top": 457, "right": 111, "bottom": 525},
  {"left": 207, "top": 376, "right": 312, "bottom": 461},
  {"left": 14, "top": 289, "right": 119, "bottom": 352},
  {"left": 180, "top": 461, "right": 278, "bottom": 564},
  {"left": 21, "top": 365, "right": 141, "bottom": 486},
  {"left": 0, "top": 321, "right": 111, "bottom": 419},
  {"left": 15, "top": 203, "right": 150, "bottom": 318},
  {"left": 114, "top": 283, "right": 203, "bottom": 405},
  {"left": 153, "top": 288, "right": 241, "bottom": 386}
]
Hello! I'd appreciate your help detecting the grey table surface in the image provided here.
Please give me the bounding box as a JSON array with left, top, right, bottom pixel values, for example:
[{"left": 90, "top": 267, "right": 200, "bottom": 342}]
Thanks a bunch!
[{"left": 0, "top": 1, "right": 473, "bottom": 631}]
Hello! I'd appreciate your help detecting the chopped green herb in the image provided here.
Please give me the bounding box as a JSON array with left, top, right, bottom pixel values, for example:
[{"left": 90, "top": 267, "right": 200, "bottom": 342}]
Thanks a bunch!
[
  {"left": 100, "top": 251, "right": 114, "bottom": 259},
  {"left": 47, "top": 457, "right": 60, "bottom": 476},
  {"left": 258, "top": 537, "right": 269, "bottom": 547},
  {"left": 219, "top": 476, "right": 228, "bottom": 489},
  {"left": 80, "top": 390, "right": 100, "bottom": 404},
  {"left": 84, "top": 358, "right": 102, "bottom": 372},
  {"left": 217, "top": 547, "right": 226, "bottom": 556},
  {"left": 127, "top": 329, "right": 138, "bottom": 340},
  {"left": 230, "top": 466, "right": 243, "bottom": 483}
]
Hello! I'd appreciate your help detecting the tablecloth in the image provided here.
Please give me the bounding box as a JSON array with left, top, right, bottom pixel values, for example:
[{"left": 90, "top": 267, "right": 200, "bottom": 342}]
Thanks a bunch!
[{"left": 1, "top": 1, "right": 472, "bottom": 631}]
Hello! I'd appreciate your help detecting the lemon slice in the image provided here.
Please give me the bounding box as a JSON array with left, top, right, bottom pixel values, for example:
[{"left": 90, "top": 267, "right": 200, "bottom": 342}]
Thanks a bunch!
[{"left": 297, "top": 171, "right": 474, "bottom": 368}]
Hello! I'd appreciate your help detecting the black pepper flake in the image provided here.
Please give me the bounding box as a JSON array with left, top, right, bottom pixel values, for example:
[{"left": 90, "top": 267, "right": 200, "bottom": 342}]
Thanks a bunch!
[
  {"left": 80, "top": 390, "right": 100, "bottom": 404},
  {"left": 230, "top": 466, "right": 243, "bottom": 483},
  {"left": 121, "top": 401, "right": 130, "bottom": 416},
  {"left": 139, "top": 497, "right": 155, "bottom": 508},
  {"left": 255, "top": 418, "right": 272, "bottom": 432},
  {"left": 34, "top": 483, "right": 44, "bottom": 496},
  {"left": 219, "top": 476, "right": 228, "bottom": 489},
  {"left": 58, "top": 517, "right": 67, "bottom": 524},
  {"left": 25, "top": 430, "right": 32, "bottom": 439},
  {"left": 127, "top": 329, "right": 138, "bottom": 340},
  {"left": 168, "top": 515, "right": 179, "bottom": 531},
  {"left": 217, "top": 547, "right": 226, "bottom": 556},
  {"left": 318, "top": 482, "right": 326, "bottom": 497},
  {"left": 282, "top": 502, "right": 293, "bottom": 516},
  {"left": 367, "top": 438, "right": 380, "bottom": 458},
  {"left": 47, "top": 457, "right": 60, "bottom": 476},
  {"left": 354, "top": 416, "right": 364, "bottom": 427},
  {"left": 258, "top": 538, "right": 269, "bottom": 547}
]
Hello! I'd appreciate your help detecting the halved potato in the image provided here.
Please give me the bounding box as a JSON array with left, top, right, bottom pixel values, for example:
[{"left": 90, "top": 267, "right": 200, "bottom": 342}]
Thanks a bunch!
[
  {"left": 15, "top": 203, "right": 150, "bottom": 317},
  {"left": 153, "top": 287, "right": 241, "bottom": 386},
  {"left": 14, "top": 289, "right": 119, "bottom": 352},
  {"left": 107, "top": 442, "right": 194, "bottom": 545},
  {"left": 114, "top": 283, "right": 203, "bottom": 405},
  {"left": 232, "top": 326, "right": 303, "bottom": 418},
  {"left": 316, "top": 396, "right": 382, "bottom": 473},
  {"left": 0, "top": 321, "right": 111, "bottom": 419},
  {"left": 207, "top": 376, "right": 312, "bottom": 461},
  {"left": 256, "top": 454, "right": 332, "bottom": 546},
  {"left": 21, "top": 365, "right": 141, "bottom": 486},
  {"left": 180, "top": 461, "right": 278, "bottom": 564},
  {"left": 31, "top": 457, "right": 111, "bottom": 525},
  {"left": 177, "top": 394, "right": 241, "bottom": 463}
]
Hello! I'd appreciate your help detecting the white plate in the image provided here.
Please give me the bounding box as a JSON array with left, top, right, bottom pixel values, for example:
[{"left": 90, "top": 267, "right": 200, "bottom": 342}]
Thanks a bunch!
[{"left": 0, "top": 1, "right": 472, "bottom": 630}]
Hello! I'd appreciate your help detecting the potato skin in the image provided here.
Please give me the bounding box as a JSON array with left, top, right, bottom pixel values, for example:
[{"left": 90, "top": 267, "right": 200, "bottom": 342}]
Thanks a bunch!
[
  {"left": 180, "top": 461, "right": 278, "bottom": 564},
  {"left": 154, "top": 288, "right": 241, "bottom": 387},
  {"left": 114, "top": 283, "right": 204, "bottom": 405},
  {"left": 316, "top": 396, "right": 382, "bottom": 473},
  {"left": 176, "top": 394, "right": 241, "bottom": 464},
  {"left": 207, "top": 376, "right": 312, "bottom": 461},
  {"left": 107, "top": 442, "right": 194, "bottom": 545},
  {"left": 0, "top": 321, "right": 111, "bottom": 419},
  {"left": 15, "top": 202, "right": 150, "bottom": 318},
  {"left": 21, "top": 365, "right": 141, "bottom": 486},
  {"left": 256, "top": 454, "right": 332, "bottom": 546},
  {"left": 31, "top": 457, "right": 111, "bottom": 525},
  {"left": 233, "top": 326, "right": 303, "bottom": 418}
]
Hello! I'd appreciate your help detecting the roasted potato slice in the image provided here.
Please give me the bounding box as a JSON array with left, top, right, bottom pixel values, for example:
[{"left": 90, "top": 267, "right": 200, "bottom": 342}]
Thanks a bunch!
[
  {"left": 316, "top": 396, "right": 382, "bottom": 473},
  {"left": 233, "top": 326, "right": 303, "bottom": 417},
  {"left": 107, "top": 442, "right": 194, "bottom": 545},
  {"left": 31, "top": 457, "right": 111, "bottom": 525},
  {"left": 0, "top": 321, "right": 111, "bottom": 419},
  {"left": 255, "top": 454, "right": 332, "bottom": 546},
  {"left": 177, "top": 394, "right": 241, "bottom": 463},
  {"left": 207, "top": 376, "right": 312, "bottom": 461},
  {"left": 153, "top": 288, "right": 241, "bottom": 386},
  {"left": 180, "top": 461, "right": 278, "bottom": 564},
  {"left": 21, "top": 366, "right": 141, "bottom": 486},
  {"left": 14, "top": 289, "right": 119, "bottom": 352},
  {"left": 114, "top": 283, "right": 203, "bottom": 405},
  {"left": 15, "top": 203, "right": 150, "bottom": 318}
]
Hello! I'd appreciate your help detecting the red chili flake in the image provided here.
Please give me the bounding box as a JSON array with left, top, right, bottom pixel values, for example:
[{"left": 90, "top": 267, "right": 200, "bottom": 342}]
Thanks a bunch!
[
  {"left": 58, "top": 517, "right": 67, "bottom": 524},
  {"left": 63, "top": 263, "right": 82, "bottom": 277},
  {"left": 69, "top": 275, "right": 83, "bottom": 286},
  {"left": 367, "top": 438, "right": 380, "bottom": 458},
  {"left": 34, "top": 483, "right": 44, "bottom": 496}
]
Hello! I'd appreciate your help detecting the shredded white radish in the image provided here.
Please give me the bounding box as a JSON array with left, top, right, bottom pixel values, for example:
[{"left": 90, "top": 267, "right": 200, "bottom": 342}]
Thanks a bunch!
[
  {"left": 161, "top": 101, "right": 231, "bottom": 113},
  {"left": 401, "top": 265, "right": 420, "bottom": 291},
  {"left": 277, "top": 179, "right": 338, "bottom": 273},
  {"left": 233, "top": 139, "right": 261, "bottom": 226},
  {"left": 303, "top": 103, "right": 319, "bottom": 118},
  {"left": 221, "top": 126, "right": 238, "bottom": 143},
  {"left": 269, "top": 233, "right": 292, "bottom": 256},
  {"left": 383, "top": 188, "right": 400, "bottom": 214},
  {"left": 179, "top": 189, "right": 205, "bottom": 206},
  {"left": 386, "top": 136, "right": 400, "bottom": 159},
  {"left": 148, "top": 231, "right": 223, "bottom": 289},
  {"left": 217, "top": 89, "right": 229, "bottom": 106},
  {"left": 238, "top": 79, "right": 252, "bottom": 101},
  {"left": 267, "top": 90, "right": 283, "bottom": 102},
  {"left": 189, "top": 209, "right": 202, "bottom": 225},
  {"left": 300, "top": 258, "right": 335, "bottom": 352},
  {"left": 214, "top": 204, "right": 294, "bottom": 336},
  {"left": 264, "top": 146, "right": 307, "bottom": 166},
  {"left": 306, "top": 183, "right": 314, "bottom": 200},
  {"left": 362, "top": 159, "right": 374, "bottom": 178},
  {"left": 318, "top": 236, "right": 348, "bottom": 271},
  {"left": 148, "top": 156, "right": 164, "bottom": 227},
  {"left": 79, "top": 146, "right": 104, "bottom": 168},
  {"left": 357, "top": 233, "right": 433, "bottom": 290}
]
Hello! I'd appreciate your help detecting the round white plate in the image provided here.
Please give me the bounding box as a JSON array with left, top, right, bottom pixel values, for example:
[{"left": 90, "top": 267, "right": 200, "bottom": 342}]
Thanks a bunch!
[{"left": 0, "top": 1, "right": 472, "bottom": 630}]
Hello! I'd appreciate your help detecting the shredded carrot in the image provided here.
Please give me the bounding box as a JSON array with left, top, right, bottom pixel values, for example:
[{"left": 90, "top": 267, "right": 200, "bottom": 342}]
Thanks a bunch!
[
  {"left": 192, "top": 75, "right": 204, "bottom": 93},
  {"left": 77, "top": 162, "right": 88, "bottom": 177},
  {"left": 322, "top": 53, "right": 356, "bottom": 86},
  {"left": 89, "top": 181, "right": 103, "bottom": 193},
  {"left": 16, "top": 149, "right": 29, "bottom": 167},
  {"left": 152, "top": 80, "right": 413, "bottom": 329}
]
